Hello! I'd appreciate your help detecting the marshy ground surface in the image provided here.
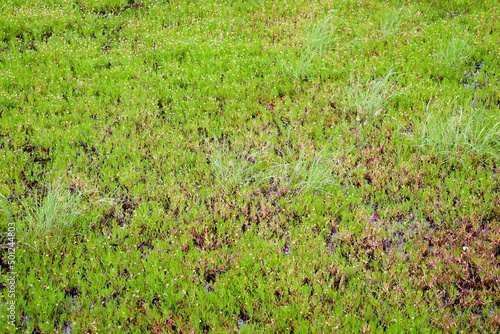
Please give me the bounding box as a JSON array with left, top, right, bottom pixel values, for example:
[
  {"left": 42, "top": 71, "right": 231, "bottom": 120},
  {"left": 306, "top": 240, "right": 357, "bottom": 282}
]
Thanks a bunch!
[{"left": 1, "top": 0, "right": 500, "bottom": 332}]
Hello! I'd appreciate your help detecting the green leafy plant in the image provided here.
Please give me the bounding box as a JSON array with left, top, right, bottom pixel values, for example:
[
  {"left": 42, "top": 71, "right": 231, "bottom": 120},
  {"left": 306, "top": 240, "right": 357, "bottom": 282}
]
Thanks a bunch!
[{"left": 2, "top": 0, "right": 500, "bottom": 332}]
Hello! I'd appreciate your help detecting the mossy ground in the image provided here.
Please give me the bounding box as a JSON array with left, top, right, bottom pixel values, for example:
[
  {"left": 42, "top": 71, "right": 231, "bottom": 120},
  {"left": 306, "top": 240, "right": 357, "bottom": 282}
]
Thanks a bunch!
[{"left": 1, "top": 0, "right": 500, "bottom": 332}]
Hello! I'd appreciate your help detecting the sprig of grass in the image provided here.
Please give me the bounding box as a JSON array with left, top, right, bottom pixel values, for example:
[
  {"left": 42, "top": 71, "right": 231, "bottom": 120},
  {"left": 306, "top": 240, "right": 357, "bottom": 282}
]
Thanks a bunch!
[
  {"left": 304, "top": 13, "right": 337, "bottom": 54},
  {"left": 282, "top": 51, "right": 319, "bottom": 82},
  {"left": 297, "top": 152, "right": 339, "bottom": 194}
]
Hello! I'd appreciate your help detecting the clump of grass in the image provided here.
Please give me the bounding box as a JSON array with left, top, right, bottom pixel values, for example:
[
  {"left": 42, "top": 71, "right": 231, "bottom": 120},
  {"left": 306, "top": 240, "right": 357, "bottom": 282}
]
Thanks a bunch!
[
  {"left": 282, "top": 13, "right": 338, "bottom": 81},
  {"left": 346, "top": 68, "right": 400, "bottom": 124},
  {"left": 20, "top": 182, "right": 84, "bottom": 237},
  {"left": 415, "top": 103, "right": 500, "bottom": 161},
  {"left": 270, "top": 150, "right": 340, "bottom": 194},
  {"left": 304, "top": 13, "right": 337, "bottom": 54},
  {"left": 438, "top": 35, "right": 472, "bottom": 70},
  {"left": 210, "top": 146, "right": 267, "bottom": 191},
  {"left": 295, "top": 152, "right": 339, "bottom": 194},
  {"left": 282, "top": 52, "right": 317, "bottom": 82},
  {"left": 379, "top": 6, "right": 405, "bottom": 38},
  {"left": 211, "top": 146, "right": 344, "bottom": 194}
]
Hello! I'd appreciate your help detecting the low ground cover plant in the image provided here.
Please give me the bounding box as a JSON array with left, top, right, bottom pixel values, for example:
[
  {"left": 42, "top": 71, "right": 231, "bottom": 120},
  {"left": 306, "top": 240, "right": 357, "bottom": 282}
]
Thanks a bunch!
[{"left": 1, "top": 0, "right": 500, "bottom": 333}]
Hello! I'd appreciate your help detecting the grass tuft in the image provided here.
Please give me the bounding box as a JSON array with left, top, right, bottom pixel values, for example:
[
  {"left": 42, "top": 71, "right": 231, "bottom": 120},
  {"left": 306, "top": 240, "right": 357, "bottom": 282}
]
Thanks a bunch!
[
  {"left": 269, "top": 150, "right": 340, "bottom": 194},
  {"left": 438, "top": 35, "right": 472, "bottom": 70},
  {"left": 346, "top": 67, "right": 401, "bottom": 124},
  {"left": 415, "top": 103, "right": 500, "bottom": 161},
  {"left": 282, "top": 13, "right": 338, "bottom": 81},
  {"left": 379, "top": 6, "right": 405, "bottom": 38},
  {"left": 20, "top": 182, "right": 83, "bottom": 237},
  {"left": 210, "top": 146, "right": 267, "bottom": 191}
]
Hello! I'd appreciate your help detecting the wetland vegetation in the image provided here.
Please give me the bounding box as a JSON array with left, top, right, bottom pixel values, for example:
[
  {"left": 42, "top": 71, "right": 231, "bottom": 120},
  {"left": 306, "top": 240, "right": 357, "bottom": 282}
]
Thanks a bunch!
[{"left": 1, "top": 0, "right": 500, "bottom": 332}]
